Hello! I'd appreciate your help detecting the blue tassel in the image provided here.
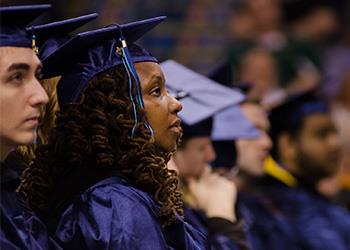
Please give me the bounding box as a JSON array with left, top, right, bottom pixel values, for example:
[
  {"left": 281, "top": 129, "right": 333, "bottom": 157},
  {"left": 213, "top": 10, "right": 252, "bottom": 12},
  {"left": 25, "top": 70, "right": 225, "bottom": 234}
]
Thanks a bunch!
[
  {"left": 115, "top": 26, "right": 154, "bottom": 137},
  {"left": 33, "top": 127, "right": 38, "bottom": 145}
]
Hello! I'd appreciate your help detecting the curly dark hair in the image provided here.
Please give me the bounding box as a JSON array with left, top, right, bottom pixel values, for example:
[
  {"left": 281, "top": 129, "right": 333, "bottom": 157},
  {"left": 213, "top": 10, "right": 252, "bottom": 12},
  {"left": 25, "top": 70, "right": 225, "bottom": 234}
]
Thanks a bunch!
[
  {"left": 16, "top": 77, "right": 60, "bottom": 165},
  {"left": 18, "top": 65, "right": 183, "bottom": 227}
]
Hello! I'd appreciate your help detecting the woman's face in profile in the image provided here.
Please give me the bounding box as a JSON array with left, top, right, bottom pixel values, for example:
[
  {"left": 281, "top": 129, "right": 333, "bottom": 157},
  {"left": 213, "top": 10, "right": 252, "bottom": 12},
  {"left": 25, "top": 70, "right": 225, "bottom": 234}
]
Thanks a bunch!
[{"left": 135, "top": 62, "right": 183, "bottom": 152}]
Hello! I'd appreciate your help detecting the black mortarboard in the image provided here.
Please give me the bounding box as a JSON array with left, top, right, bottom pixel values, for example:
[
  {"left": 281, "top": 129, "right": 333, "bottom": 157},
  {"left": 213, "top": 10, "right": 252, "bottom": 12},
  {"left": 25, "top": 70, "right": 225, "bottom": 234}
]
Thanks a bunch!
[
  {"left": 207, "top": 59, "right": 253, "bottom": 94},
  {"left": 206, "top": 61, "right": 259, "bottom": 140},
  {"left": 269, "top": 89, "right": 329, "bottom": 140},
  {"left": 41, "top": 16, "right": 166, "bottom": 111},
  {"left": 0, "top": 4, "right": 51, "bottom": 48},
  {"left": 207, "top": 60, "right": 234, "bottom": 88},
  {"left": 207, "top": 61, "right": 260, "bottom": 168},
  {"left": 211, "top": 140, "right": 237, "bottom": 169},
  {"left": 28, "top": 13, "right": 98, "bottom": 62},
  {"left": 282, "top": 0, "right": 332, "bottom": 23}
]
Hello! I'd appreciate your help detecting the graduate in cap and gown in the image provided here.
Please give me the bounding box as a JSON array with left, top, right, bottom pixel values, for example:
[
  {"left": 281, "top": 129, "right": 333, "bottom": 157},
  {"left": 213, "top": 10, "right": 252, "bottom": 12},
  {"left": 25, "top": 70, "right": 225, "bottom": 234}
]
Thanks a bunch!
[
  {"left": 1, "top": 5, "right": 98, "bottom": 249},
  {"left": 209, "top": 61, "right": 299, "bottom": 250},
  {"left": 5, "top": 12, "right": 99, "bottom": 180},
  {"left": 18, "top": 17, "right": 207, "bottom": 249},
  {"left": 265, "top": 90, "right": 350, "bottom": 250},
  {"left": 0, "top": 4, "right": 63, "bottom": 249},
  {"left": 162, "top": 60, "right": 260, "bottom": 250}
]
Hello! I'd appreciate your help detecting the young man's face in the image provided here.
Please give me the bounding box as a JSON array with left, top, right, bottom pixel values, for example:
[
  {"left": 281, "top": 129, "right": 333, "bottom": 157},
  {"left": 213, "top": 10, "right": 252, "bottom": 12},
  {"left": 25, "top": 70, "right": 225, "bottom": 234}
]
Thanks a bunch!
[
  {"left": 0, "top": 47, "right": 48, "bottom": 155},
  {"left": 294, "top": 113, "right": 341, "bottom": 178},
  {"left": 236, "top": 103, "right": 272, "bottom": 177},
  {"left": 175, "top": 137, "right": 216, "bottom": 179}
]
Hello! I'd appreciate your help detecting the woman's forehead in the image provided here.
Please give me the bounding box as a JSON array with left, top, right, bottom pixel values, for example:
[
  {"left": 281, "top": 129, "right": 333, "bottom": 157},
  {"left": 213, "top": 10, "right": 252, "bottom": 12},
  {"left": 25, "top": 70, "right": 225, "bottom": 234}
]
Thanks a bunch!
[{"left": 135, "top": 62, "right": 164, "bottom": 81}]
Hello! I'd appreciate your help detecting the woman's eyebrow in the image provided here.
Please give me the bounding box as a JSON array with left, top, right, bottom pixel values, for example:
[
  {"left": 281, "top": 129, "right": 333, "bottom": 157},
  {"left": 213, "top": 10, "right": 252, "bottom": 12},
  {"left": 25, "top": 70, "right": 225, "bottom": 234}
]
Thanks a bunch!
[{"left": 150, "top": 74, "right": 163, "bottom": 83}]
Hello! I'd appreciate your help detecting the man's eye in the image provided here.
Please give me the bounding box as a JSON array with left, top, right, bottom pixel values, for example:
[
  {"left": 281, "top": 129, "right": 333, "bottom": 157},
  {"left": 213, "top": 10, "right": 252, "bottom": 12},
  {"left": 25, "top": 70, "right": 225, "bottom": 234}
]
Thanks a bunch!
[
  {"left": 315, "top": 129, "right": 330, "bottom": 139},
  {"left": 36, "top": 71, "right": 43, "bottom": 81},
  {"left": 9, "top": 72, "right": 24, "bottom": 83}
]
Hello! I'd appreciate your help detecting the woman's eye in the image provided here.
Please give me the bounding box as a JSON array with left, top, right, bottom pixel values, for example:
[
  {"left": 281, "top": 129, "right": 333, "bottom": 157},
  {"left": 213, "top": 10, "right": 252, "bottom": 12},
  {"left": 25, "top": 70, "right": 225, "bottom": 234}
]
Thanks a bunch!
[{"left": 151, "top": 87, "right": 161, "bottom": 97}]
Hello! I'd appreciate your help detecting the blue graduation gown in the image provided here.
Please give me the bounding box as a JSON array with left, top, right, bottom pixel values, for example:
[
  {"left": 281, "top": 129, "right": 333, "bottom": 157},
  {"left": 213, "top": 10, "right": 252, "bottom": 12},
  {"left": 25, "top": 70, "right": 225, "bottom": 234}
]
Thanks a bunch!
[
  {"left": 52, "top": 175, "right": 207, "bottom": 249},
  {"left": 264, "top": 176, "right": 350, "bottom": 250},
  {"left": 238, "top": 192, "right": 298, "bottom": 250},
  {"left": 0, "top": 165, "right": 61, "bottom": 250},
  {"left": 183, "top": 205, "right": 242, "bottom": 250}
]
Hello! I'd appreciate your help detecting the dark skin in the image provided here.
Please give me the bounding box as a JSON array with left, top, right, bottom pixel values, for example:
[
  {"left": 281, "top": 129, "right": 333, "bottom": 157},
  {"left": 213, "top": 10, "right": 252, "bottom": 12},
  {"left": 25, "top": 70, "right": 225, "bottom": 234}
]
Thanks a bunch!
[
  {"left": 135, "top": 62, "right": 183, "bottom": 153},
  {"left": 283, "top": 113, "right": 341, "bottom": 184}
]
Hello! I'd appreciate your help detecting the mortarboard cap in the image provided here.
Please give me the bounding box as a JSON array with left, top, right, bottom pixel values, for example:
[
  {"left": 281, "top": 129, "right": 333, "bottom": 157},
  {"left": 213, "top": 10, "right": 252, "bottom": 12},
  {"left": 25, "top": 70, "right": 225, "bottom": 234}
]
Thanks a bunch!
[
  {"left": 207, "top": 59, "right": 253, "bottom": 94},
  {"left": 282, "top": 0, "right": 334, "bottom": 23},
  {"left": 41, "top": 16, "right": 166, "bottom": 110},
  {"left": 269, "top": 89, "right": 329, "bottom": 140},
  {"left": 181, "top": 117, "right": 213, "bottom": 139},
  {"left": 28, "top": 13, "right": 98, "bottom": 62},
  {"left": 208, "top": 61, "right": 260, "bottom": 168},
  {"left": 207, "top": 61, "right": 259, "bottom": 140},
  {"left": 212, "top": 105, "right": 260, "bottom": 141},
  {"left": 211, "top": 140, "right": 237, "bottom": 169},
  {"left": 207, "top": 59, "right": 234, "bottom": 88},
  {"left": 161, "top": 60, "right": 245, "bottom": 127},
  {"left": 211, "top": 106, "right": 260, "bottom": 169},
  {"left": 0, "top": 4, "right": 51, "bottom": 48}
]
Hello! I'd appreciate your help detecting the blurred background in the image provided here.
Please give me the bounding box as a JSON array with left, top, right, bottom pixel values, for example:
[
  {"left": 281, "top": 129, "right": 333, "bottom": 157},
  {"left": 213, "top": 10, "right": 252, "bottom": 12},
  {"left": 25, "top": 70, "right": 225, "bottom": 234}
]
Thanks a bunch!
[{"left": 2, "top": 0, "right": 349, "bottom": 205}]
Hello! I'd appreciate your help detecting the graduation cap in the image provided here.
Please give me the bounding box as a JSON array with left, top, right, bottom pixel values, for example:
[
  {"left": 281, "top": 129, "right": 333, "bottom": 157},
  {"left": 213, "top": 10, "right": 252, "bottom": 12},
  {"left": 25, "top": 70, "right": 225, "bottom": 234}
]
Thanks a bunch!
[
  {"left": 269, "top": 89, "right": 329, "bottom": 140},
  {"left": 0, "top": 4, "right": 51, "bottom": 48},
  {"left": 212, "top": 106, "right": 260, "bottom": 141},
  {"left": 41, "top": 16, "right": 166, "bottom": 112},
  {"left": 206, "top": 61, "right": 259, "bottom": 140},
  {"left": 207, "top": 59, "right": 235, "bottom": 88},
  {"left": 282, "top": 0, "right": 333, "bottom": 23},
  {"left": 210, "top": 105, "right": 261, "bottom": 170},
  {"left": 211, "top": 140, "right": 237, "bottom": 169},
  {"left": 207, "top": 59, "right": 253, "bottom": 94},
  {"left": 27, "top": 13, "right": 99, "bottom": 62},
  {"left": 161, "top": 60, "right": 245, "bottom": 129}
]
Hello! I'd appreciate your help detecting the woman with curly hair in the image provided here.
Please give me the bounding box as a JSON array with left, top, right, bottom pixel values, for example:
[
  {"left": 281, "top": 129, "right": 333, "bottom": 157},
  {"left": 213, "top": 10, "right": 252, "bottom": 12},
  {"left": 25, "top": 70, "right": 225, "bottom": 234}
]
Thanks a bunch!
[{"left": 18, "top": 17, "right": 206, "bottom": 249}]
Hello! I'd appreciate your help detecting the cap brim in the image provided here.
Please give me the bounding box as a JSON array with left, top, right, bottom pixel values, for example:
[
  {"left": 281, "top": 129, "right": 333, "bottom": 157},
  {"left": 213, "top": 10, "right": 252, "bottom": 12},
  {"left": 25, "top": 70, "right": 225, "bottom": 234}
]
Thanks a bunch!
[
  {"left": 42, "top": 16, "right": 166, "bottom": 79},
  {"left": 161, "top": 60, "right": 245, "bottom": 125},
  {"left": 212, "top": 105, "right": 260, "bottom": 140}
]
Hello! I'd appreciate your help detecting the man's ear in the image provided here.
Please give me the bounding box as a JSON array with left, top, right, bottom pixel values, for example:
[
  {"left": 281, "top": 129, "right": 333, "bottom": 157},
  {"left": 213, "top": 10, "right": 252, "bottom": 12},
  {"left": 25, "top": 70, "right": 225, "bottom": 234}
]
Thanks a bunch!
[{"left": 277, "top": 132, "right": 297, "bottom": 164}]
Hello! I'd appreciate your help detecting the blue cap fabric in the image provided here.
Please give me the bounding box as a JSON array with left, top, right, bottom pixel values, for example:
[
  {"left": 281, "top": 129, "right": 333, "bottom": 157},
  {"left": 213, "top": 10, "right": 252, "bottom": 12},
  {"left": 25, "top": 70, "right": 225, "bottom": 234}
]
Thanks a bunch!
[
  {"left": 161, "top": 60, "right": 245, "bottom": 126},
  {"left": 28, "top": 13, "right": 98, "bottom": 62},
  {"left": 0, "top": 4, "right": 51, "bottom": 48},
  {"left": 41, "top": 16, "right": 166, "bottom": 110},
  {"left": 212, "top": 105, "right": 260, "bottom": 140}
]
